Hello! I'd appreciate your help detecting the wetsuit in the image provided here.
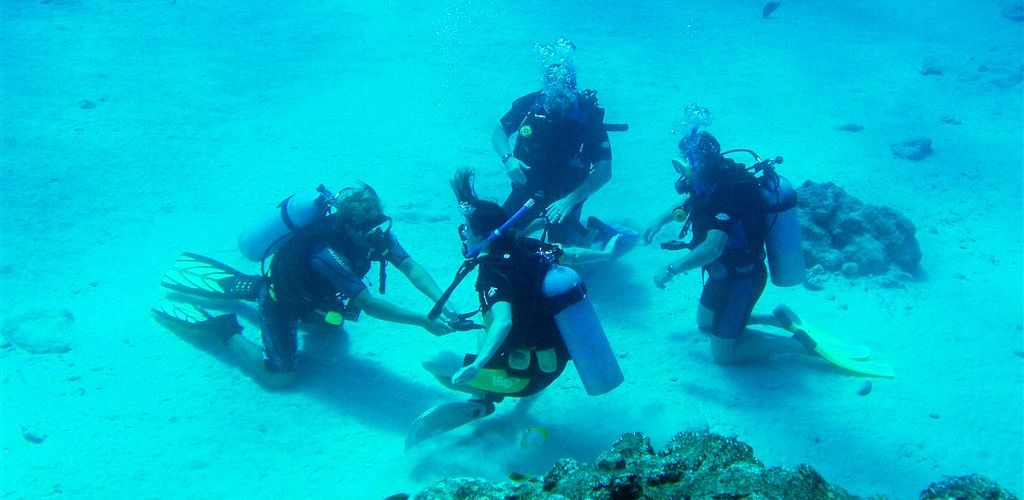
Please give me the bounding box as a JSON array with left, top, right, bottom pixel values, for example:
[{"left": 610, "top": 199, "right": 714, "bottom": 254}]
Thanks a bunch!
[
  {"left": 499, "top": 91, "right": 611, "bottom": 244},
  {"left": 689, "top": 166, "right": 769, "bottom": 339},
  {"left": 468, "top": 238, "right": 569, "bottom": 397},
  {"left": 260, "top": 227, "right": 409, "bottom": 372}
]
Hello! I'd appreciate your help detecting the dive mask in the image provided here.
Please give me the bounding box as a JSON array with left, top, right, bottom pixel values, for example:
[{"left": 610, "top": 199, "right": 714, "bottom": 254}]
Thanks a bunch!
[
  {"left": 671, "top": 157, "right": 694, "bottom": 194},
  {"left": 363, "top": 216, "right": 393, "bottom": 241}
]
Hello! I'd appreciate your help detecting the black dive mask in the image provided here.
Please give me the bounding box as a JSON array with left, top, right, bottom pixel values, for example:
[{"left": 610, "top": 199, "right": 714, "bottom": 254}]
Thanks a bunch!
[
  {"left": 457, "top": 223, "right": 470, "bottom": 257},
  {"left": 361, "top": 216, "right": 392, "bottom": 246},
  {"left": 675, "top": 176, "right": 694, "bottom": 195}
]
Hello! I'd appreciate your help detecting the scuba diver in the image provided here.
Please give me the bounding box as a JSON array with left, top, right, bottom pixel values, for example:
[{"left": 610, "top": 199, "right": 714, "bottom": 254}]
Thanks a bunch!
[
  {"left": 154, "top": 182, "right": 455, "bottom": 388},
  {"left": 490, "top": 38, "right": 638, "bottom": 262},
  {"left": 646, "top": 113, "right": 893, "bottom": 378},
  {"left": 404, "top": 168, "right": 623, "bottom": 448}
]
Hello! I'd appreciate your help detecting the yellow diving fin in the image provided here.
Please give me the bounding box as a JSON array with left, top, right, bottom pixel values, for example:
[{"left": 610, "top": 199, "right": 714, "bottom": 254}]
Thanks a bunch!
[{"left": 774, "top": 305, "right": 894, "bottom": 378}]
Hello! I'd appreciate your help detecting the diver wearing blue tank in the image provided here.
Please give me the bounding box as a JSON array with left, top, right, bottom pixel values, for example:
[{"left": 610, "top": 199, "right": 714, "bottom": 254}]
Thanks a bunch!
[
  {"left": 406, "top": 168, "right": 621, "bottom": 447},
  {"left": 649, "top": 131, "right": 812, "bottom": 363},
  {"left": 157, "top": 183, "right": 455, "bottom": 389}
]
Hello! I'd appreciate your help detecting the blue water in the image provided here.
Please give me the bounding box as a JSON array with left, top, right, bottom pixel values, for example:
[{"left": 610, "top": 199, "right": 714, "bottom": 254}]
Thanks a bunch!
[{"left": 2, "top": 1, "right": 1021, "bottom": 498}]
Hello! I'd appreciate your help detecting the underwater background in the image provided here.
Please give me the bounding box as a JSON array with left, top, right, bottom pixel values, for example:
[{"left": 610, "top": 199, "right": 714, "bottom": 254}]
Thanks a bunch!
[{"left": 2, "top": 0, "right": 1021, "bottom": 497}]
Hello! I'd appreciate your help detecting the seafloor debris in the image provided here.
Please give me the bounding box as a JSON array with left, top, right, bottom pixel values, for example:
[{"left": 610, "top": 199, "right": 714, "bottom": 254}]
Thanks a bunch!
[
  {"left": 890, "top": 137, "right": 934, "bottom": 161},
  {"left": 835, "top": 123, "right": 864, "bottom": 132},
  {"left": 2, "top": 308, "right": 76, "bottom": 354}
]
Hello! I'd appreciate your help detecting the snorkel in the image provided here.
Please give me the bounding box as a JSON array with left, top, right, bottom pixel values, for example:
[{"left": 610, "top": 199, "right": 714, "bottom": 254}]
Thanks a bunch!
[{"left": 428, "top": 199, "right": 537, "bottom": 321}]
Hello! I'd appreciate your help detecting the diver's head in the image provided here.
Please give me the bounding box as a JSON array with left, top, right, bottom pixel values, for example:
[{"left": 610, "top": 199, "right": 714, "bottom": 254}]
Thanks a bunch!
[
  {"left": 678, "top": 130, "right": 722, "bottom": 181},
  {"left": 541, "top": 63, "right": 578, "bottom": 116},
  {"left": 451, "top": 168, "right": 510, "bottom": 254},
  {"left": 331, "top": 182, "right": 389, "bottom": 241},
  {"left": 538, "top": 38, "right": 578, "bottom": 116},
  {"left": 459, "top": 200, "right": 507, "bottom": 249}
]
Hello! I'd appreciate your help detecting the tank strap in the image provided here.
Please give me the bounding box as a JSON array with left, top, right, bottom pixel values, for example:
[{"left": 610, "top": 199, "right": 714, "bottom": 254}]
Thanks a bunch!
[
  {"left": 545, "top": 281, "right": 587, "bottom": 314},
  {"left": 278, "top": 195, "right": 300, "bottom": 231}
]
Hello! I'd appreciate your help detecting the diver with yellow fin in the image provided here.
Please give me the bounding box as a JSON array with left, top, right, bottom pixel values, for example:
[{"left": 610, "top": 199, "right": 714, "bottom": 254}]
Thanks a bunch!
[
  {"left": 154, "top": 182, "right": 457, "bottom": 388},
  {"left": 406, "top": 168, "right": 623, "bottom": 449},
  {"left": 647, "top": 105, "right": 892, "bottom": 378}
]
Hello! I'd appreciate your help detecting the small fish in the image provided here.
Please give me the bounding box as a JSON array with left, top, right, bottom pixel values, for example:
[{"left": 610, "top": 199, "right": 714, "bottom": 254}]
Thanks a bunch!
[
  {"left": 519, "top": 426, "right": 550, "bottom": 449},
  {"left": 836, "top": 123, "right": 864, "bottom": 132},
  {"left": 857, "top": 381, "right": 873, "bottom": 396},
  {"left": 762, "top": 2, "right": 781, "bottom": 18},
  {"left": 383, "top": 494, "right": 409, "bottom": 500},
  {"left": 508, "top": 471, "right": 529, "bottom": 482}
]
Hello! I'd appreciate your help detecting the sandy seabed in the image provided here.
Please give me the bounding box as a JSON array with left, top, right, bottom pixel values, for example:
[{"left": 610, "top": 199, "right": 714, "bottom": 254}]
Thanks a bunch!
[{"left": 2, "top": 1, "right": 1021, "bottom": 498}]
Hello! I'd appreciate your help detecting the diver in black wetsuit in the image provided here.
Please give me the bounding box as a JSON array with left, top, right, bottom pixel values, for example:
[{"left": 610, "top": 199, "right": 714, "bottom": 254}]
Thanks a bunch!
[
  {"left": 649, "top": 131, "right": 819, "bottom": 363},
  {"left": 490, "top": 39, "right": 636, "bottom": 259},
  {"left": 156, "top": 183, "right": 454, "bottom": 388},
  {"left": 405, "top": 169, "right": 585, "bottom": 448}
]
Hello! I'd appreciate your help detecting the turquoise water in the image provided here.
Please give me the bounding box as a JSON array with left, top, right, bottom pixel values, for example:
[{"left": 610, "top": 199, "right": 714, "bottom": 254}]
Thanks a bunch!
[{"left": 2, "top": 1, "right": 1021, "bottom": 497}]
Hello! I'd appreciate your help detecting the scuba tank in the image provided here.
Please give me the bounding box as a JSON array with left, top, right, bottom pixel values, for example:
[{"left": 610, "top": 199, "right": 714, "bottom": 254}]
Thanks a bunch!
[
  {"left": 541, "top": 265, "right": 623, "bottom": 396},
  {"left": 758, "top": 171, "right": 805, "bottom": 287},
  {"left": 722, "top": 150, "right": 806, "bottom": 287},
  {"left": 237, "top": 185, "right": 335, "bottom": 262}
]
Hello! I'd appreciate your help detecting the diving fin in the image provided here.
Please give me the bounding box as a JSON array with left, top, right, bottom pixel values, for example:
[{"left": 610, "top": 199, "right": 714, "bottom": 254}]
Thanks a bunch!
[
  {"left": 152, "top": 302, "right": 242, "bottom": 344},
  {"left": 405, "top": 400, "right": 496, "bottom": 450},
  {"left": 161, "top": 252, "right": 262, "bottom": 301},
  {"left": 585, "top": 216, "right": 639, "bottom": 260},
  {"left": 774, "top": 305, "right": 894, "bottom": 378}
]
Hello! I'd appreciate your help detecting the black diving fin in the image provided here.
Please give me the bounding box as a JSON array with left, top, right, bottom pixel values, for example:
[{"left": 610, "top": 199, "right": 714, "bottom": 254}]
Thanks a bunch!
[
  {"left": 161, "top": 252, "right": 262, "bottom": 301},
  {"left": 152, "top": 302, "right": 243, "bottom": 344},
  {"left": 405, "top": 400, "right": 496, "bottom": 450}
]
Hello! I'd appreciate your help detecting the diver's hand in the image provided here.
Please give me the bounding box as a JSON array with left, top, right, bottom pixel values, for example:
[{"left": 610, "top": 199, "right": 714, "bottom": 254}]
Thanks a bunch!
[
  {"left": 642, "top": 223, "right": 663, "bottom": 244},
  {"left": 654, "top": 265, "right": 678, "bottom": 289},
  {"left": 442, "top": 304, "right": 462, "bottom": 323},
  {"left": 423, "top": 317, "right": 454, "bottom": 336},
  {"left": 545, "top": 196, "right": 578, "bottom": 224},
  {"left": 452, "top": 362, "right": 481, "bottom": 386},
  {"left": 503, "top": 156, "right": 529, "bottom": 185}
]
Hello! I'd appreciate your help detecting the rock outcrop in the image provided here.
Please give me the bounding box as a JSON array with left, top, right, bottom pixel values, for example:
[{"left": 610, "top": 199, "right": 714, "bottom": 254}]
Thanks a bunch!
[{"left": 797, "top": 181, "right": 922, "bottom": 281}]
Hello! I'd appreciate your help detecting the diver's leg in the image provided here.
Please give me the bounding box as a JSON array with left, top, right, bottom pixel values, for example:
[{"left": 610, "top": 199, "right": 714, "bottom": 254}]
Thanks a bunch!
[
  {"left": 249, "top": 293, "right": 298, "bottom": 388},
  {"left": 704, "top": 266, "right": 806, "bottom": 363},
  {"left": 422, "top": 351, "right": 490, "bottom": 398}
]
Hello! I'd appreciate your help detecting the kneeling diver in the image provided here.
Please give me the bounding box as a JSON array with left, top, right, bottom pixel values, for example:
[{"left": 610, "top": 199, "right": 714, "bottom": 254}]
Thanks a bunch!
[{"left": 406, "top": 168, "right": 623, "bottom": 448}]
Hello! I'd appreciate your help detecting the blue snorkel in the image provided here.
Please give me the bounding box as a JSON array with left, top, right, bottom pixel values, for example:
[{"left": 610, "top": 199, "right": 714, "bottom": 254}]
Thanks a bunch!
[{"left": 427, "top": 199, "right": 537, "bottom": 321}]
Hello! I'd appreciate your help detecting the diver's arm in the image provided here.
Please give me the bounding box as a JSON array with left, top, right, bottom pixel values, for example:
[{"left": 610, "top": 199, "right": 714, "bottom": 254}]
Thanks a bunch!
[
  {"left": 452, "top": 301, "right": 512, "bottom": 385},
  {"left": 491, "top": 123, "right": 512, "bottom": 157},
  {"left": 492, "top": 123, "right": 528, "bottom": 184},
  {"left": 654, "top": 229, "right": 727, "bottom": 288},
  {"left": 547, "top": 159, "right": 612, "bottom": 224},
  {"left": 396, "top": 257, "right": 445, "bottom": 302},
  {"left": 396, "top": 257, "right": 459, "bottom": 319},
  {"left": 572, "top": 159, "right": 612, "bottom": 203},
  {"left": 643, "top": 195, "right": 689, "bottom": 243},
  {"left": 350, "top": 288, "right": 451, "bottom": 335}
]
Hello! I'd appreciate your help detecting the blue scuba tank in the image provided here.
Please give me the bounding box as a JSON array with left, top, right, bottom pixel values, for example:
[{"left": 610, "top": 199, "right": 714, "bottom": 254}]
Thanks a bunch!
[
  {"left": 541, "top": 265, "right": 623, "bottom": 396},
  {"left": 237, "top": 189, "right": 330, "bottom": 262},
  {"left": 759, "top": 174, "right": 805, "bottom": 287}
]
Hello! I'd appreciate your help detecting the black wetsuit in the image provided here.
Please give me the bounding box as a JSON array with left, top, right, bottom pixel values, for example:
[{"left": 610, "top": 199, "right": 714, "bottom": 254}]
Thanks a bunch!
[
  {"left": 470, "top": 238, "right": 569, "bottom": 397},
  {"left": 499, "top": 91, "right": 611, "bottom": 244},
  {"left": 260, "top": 224, "right": 410, "bottom": 372},
  {"left": 689, "top": 165, "right": 769, "bottom": 339}
]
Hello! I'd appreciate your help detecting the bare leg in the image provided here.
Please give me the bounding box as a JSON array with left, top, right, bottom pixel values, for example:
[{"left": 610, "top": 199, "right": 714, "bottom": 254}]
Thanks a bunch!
[
  {"left": 709, "top": 330, "right": 809, "bottom": 364},
  {"left": 697, "top": 303, "right": 807, "bottom": 364},
  {"left": 422, "top": 351, "right": 489, "bottom": 398}
]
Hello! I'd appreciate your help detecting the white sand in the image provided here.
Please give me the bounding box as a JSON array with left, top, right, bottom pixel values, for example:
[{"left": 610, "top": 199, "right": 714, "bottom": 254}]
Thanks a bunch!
[{"left": 2, "top": 1, "right": 1021, "bottom": 497}]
